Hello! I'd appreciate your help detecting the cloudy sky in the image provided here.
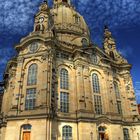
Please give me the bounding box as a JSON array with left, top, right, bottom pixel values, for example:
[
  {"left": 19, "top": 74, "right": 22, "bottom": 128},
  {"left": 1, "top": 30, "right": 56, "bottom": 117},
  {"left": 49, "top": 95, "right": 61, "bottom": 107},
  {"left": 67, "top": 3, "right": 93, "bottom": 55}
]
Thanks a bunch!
[{"left": 0, "top": 0, "right": 140, "bottom": 102}]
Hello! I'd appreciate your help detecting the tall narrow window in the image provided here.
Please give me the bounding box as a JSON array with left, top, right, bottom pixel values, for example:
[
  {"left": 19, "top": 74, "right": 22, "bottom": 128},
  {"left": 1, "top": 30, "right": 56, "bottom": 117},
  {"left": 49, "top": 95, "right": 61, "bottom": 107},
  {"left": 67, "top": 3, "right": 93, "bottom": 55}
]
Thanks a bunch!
[
  {"left": 62, "top": 126, "right": 72, "bottom": 140},
  {"left": 110, "top": 51, "right": 115, "bottom": 60},
  {"left": 60, "top": 92, "right": 69, "bottom": 113},
  {"left": 117, "top": 101, "right": 122, "bottom": 114},
  {"left": 114, "top": 82, "right": 120, "bottom": 98},
  {"left": 35, "top": 24, "right": 41, "bottom": 31},
  {"left": 25, "top": 88, "right": 36, "bottom": 110},
  {"left": 98, "top": 127, "right": 106, "bottom": 140},
  {"left": 60, "top": 69, "right": 69, "bottom": 90},
  {"left": 92, "top": 73, "right": 100, "bottom": 93},
  {"left": 27, "top": 64, "right": 38, "bottom": 85},
  {"left": 94, "top": 95, "right": 102, "bottom": 114},
  {"left": 123, "top": 128, "right": 130, "bottom": 140},
  {"left": 92, "top": 54, "right": 98, "bottom": 64},
  {"left": 75, "top": 15, "right": 80, "bottom": 24}
]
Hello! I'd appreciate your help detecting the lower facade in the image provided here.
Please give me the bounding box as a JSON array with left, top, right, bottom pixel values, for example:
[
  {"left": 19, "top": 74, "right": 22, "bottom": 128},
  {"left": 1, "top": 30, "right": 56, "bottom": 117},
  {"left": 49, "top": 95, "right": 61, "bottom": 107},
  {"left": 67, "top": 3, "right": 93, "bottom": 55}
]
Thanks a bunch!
[{"left": 1, "top": 118, "right": 140, "bottom": 140}]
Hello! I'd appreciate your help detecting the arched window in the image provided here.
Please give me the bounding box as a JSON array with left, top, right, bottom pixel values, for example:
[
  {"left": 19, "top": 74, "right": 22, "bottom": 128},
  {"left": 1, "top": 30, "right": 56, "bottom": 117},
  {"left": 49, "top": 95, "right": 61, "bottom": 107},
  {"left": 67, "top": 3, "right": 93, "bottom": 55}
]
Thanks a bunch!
[
  {"left": 81, "top": 38, "right": 88, "bottom": 48},
  {"left": 60, "top": 68, "right": 69, "bottom": 90},
  {"left": 114, "top": 82, "right": 120, "bottom": 98},
  {"left": 21, "top": 124, "right": 32, "bottom": 140},
  {"left": 62, "top": 126, "right": 72, "bottom": 140},
  {"left": 98, "top": 126, "right": 106, "bottom": 132},
  {"left": 92, "top": 73, "right": 100, "bottom": 93},
  {"left": 35, "top": 24, "right": 41, "bottom": 31},
  {"left": 35, "top": 24, "right": 44, "bottom": 31},
  {"left": 123, "top": 128, "right": 130, "bottom": 140},
  {"left": 98, "top": 126, "right": 108, "bottom": 140},
  {"left": 110, "top": 51, "right": 115, "bottom": 60},
  {"left": 27, "top": 64, "right": 38, "bottom": 85},
  {"left": 75, "top": 15, "right": 80, "bottom": 24},
  {"left": 21, "top": 124, "right": 32, "bottom": 130}
]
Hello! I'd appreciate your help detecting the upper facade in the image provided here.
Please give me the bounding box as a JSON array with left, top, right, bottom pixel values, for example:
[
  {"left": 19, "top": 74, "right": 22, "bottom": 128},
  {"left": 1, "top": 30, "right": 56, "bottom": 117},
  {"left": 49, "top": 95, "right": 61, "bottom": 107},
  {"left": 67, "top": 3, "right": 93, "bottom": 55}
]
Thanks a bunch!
[{"left": 15, "top": 0, "right": 90, "bottom": 53}]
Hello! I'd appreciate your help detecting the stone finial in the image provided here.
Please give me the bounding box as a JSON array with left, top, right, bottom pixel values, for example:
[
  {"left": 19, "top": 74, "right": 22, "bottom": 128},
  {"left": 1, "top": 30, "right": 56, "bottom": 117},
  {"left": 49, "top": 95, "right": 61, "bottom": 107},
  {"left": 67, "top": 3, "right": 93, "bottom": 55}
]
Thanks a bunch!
[
  {"left": 104, "top": 25, "right": 112, "bottom": 38},
  {"left": 39, "top": 0, "right": 49, "bottom": 11},
  {"left": 53, "top": 0, "right": 71, "bottom": 6}
]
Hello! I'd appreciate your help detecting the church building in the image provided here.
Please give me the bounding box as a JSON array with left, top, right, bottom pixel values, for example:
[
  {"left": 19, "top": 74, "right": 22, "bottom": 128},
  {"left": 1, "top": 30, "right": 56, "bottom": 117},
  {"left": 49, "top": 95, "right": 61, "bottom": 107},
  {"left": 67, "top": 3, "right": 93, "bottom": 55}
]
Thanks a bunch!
[{"left": 0, "top": 0, "right": 140, "bottom": 140}]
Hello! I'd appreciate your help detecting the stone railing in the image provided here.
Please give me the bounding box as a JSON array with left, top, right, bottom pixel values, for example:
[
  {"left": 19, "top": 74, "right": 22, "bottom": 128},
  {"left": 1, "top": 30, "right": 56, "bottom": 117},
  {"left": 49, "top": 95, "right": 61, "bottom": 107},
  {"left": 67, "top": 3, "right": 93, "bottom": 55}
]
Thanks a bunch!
[{"left": 55, "top": 23, "right": 88, "bottom": 35}]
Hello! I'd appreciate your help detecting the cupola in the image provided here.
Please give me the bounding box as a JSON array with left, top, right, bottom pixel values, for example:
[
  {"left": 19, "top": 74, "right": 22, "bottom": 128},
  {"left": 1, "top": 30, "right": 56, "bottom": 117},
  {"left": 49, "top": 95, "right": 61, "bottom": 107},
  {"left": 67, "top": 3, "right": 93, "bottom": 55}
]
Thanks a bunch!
[
  {"left": 103, "top": 26, "right": 128, "bottom": 63},
  {"left": 53, "top": 0, "right": 71, "bottom": 5}
]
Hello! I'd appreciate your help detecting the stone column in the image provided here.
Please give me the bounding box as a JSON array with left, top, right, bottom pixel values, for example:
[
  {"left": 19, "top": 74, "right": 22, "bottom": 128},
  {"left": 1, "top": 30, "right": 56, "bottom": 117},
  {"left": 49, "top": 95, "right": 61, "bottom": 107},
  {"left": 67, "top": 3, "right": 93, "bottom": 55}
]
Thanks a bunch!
[
  {"left": 83, "top": 66, "right": 93, "bottom": 111},
  {"left": 76, "top": 65, "right": 85, "bottom": 110}
]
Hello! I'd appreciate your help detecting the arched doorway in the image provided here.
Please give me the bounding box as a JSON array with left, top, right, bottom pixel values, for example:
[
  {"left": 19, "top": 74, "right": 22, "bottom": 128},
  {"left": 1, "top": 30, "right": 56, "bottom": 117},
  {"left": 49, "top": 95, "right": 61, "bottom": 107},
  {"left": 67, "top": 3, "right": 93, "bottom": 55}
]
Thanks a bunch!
[
  {"left": 20, "top": 124, "right": 32, "bottom": 140},
  {"left": 98, "top": 126, "right": 109, "bottom": 140}
]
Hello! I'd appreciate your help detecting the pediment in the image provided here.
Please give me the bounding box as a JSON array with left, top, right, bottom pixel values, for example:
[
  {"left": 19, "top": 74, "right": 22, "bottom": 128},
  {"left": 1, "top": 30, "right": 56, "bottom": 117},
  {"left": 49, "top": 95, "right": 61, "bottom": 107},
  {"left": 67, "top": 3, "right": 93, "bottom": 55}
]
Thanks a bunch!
[{"left": 19, "top": 42, "right": 48, "bottom": 55}]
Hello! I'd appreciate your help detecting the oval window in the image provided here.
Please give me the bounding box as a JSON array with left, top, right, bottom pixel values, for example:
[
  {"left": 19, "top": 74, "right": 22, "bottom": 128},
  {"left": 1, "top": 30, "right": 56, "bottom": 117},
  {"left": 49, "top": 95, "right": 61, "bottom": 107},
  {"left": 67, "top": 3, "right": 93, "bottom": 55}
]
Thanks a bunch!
[{"left": 30, "top": 42, "right": 38, "bottom": 53}]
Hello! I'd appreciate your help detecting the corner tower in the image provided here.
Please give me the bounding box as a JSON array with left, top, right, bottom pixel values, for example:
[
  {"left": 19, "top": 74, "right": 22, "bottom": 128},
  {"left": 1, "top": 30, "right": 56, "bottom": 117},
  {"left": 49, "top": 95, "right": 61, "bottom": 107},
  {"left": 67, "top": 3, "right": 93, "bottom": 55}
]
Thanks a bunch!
[
  {"left": 103, "top": 26, "right": 127, "bottom": 64},
  {"left": 33, "top": 0, "right": 90, "bottom": 50},
  {"left": 33, "top": 1, "right": 54, "bottom": 33}
]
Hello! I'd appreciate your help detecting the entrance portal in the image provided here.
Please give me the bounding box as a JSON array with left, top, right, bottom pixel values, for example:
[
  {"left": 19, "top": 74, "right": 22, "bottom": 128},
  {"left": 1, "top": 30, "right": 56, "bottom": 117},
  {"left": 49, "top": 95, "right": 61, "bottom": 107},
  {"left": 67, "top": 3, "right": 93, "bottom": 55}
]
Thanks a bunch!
[{"left": 98, "top": 126, "right": 109, "bottom": 140}]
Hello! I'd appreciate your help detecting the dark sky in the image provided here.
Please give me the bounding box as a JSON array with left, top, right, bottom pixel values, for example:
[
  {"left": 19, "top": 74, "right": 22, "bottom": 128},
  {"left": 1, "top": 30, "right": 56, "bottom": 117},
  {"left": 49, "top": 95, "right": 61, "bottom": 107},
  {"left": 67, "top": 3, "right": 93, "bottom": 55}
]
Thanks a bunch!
[{"left": 0, "top": 0, "right": 140, "bottom": 103}]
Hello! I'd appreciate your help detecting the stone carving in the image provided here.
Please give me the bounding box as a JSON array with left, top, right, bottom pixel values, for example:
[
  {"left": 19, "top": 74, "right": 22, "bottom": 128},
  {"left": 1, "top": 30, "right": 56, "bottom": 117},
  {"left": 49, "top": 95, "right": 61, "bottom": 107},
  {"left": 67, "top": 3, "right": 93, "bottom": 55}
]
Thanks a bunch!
[{"left": 0, "top": 113, "right": 7, "bottom": 128}]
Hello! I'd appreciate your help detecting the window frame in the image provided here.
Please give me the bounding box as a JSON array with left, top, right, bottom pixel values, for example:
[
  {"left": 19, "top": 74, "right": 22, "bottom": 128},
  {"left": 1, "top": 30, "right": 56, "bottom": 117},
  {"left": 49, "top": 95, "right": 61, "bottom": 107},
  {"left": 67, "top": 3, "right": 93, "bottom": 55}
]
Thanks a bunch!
[
  {"left": 81, "top": 38, "right": 88, "bottom": 48},
  {"left": 20, "top": 124, "right": 32, "bottom": 140},
  {"left": 60, "top": 68, "right": 69, "bottom": 90},
  {"left": 27, "top": 64, "right": 38, "bottom": 86},
  {"left": 60, "top": 92, "right": 69, "bottom": 113},
  {"left": 25, "top": 88, "right": 36, "bottom": 110},
  {"left": 94, "top": 95, "right": 102, "bottom": 114},
  {"left": 74, "top": 15, "right": 80, "bottom": 24},
  {"left": 92, "top": 73, "right": 100, "bottom": 93},
  {"left": 62, "top": 125, "right": 72, "bottom": 140},
  {"left": 117, "top": 101, "right": 122, "bottom": 114},
  {"left": 114, "top": 82, "right": 120, "bottom": 99},
  {"left": 123, "top": 128, "right": 130, "bottom": 140}
]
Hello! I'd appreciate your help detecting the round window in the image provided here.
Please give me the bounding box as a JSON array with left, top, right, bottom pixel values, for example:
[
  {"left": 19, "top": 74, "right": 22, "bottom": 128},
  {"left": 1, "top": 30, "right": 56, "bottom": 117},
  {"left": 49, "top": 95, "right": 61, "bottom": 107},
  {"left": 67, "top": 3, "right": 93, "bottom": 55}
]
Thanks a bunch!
[
  {"left": 30, "top": 42, "right": 38, "bottom": 53},
  {"left": 108, "top": 45, "right": 112, "bottom": 48}
]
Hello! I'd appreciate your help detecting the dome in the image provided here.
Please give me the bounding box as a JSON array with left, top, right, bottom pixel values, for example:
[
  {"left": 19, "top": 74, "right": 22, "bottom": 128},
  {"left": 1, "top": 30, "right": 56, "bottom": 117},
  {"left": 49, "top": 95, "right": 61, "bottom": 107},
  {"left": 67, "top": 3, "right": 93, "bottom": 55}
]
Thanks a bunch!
[
  {"left": 33, "top": 1, "right": 90, "bottom": 48},
  {"left": 52, "top": 5, "right": 90, "bottom": 36},
  {"left": 51, "top": 4, "right": 90, "bottom": 47}
]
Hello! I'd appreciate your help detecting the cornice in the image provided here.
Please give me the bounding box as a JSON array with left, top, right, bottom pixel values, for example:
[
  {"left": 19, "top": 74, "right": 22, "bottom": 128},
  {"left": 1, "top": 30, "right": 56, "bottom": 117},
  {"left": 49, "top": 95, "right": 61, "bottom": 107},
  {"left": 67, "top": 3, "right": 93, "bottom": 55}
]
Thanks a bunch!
[
  {"left": 15, "top": 33, "right": 54, "bottom": 51},
  {"left": 4, "top": 114, "right": 140, "bottom": 126}
]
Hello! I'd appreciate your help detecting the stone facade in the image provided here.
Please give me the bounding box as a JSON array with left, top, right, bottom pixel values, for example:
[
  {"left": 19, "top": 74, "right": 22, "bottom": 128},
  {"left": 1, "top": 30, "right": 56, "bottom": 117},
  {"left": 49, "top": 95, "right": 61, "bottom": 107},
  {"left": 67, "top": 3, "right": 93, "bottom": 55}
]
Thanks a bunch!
[
  {"left": 138, "top": 104, "right": 140, "bottom": 115},
  {"left": 0, "top": 1, "right": 140, "bottom": 140},
  {"left": 0, "top": 82, "right": 4, "bottom": 112}
]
